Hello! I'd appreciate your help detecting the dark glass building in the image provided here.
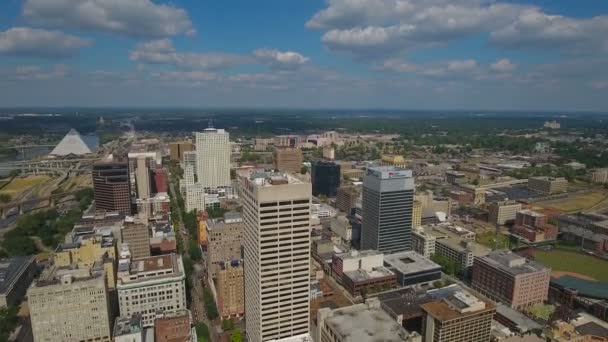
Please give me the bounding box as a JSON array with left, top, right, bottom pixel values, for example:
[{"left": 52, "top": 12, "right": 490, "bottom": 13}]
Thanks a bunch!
[
  {"left": 311, "top": 161, "right": 341, "bottom": 197},
  {"left": 92, "top": 159, "right": 132, "bottom": 214}
]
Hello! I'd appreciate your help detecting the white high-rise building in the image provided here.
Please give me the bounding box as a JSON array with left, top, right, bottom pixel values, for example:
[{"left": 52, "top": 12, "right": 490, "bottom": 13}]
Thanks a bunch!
[
  {"left": 185, "top": 183, "right": 206, "bottom": 213},
  {"left": 241, "top": 172, "right": 311, "bottom": 342},
  {"left": 183, "top": 150, "right": 197, "bottom": 186},
  {"left": 195, "top": 128, "right": 231, "bottom": 189}
]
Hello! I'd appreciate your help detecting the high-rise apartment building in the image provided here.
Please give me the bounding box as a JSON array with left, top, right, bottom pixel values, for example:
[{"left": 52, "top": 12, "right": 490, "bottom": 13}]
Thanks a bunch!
[
  {"left": 421, "top": 288, "right": 495, "bottom": 342},
  {"left": 93, "top": 159, "right": 132, "bottom": 214},
  {"left": 216, "top": 261, "right": 245, "bottom": 319},
  {"left": 127, "top": 152, "right": 160, "bottom": 198},
  {"left": 116, "top": 254, "right": 187, "bottom": 327},
  {"left": 335, "top": 186, "right": 359, "bottom": 214},
  {"left": 206, "top": 212, "right": 244, "bottom": 277},
  {"left": 472, "top": 251, "right": 551, "bottom": 310},
  {"left": 121, "top": 218, "right": 151, "bottom": 259},
  {"left": 185, "top": 183, "right": 206, "bottom": 213},
  {"left": 273, "top": 148, "right": 303, "bottom": 174},
  {"left": 311, "top": 161, "right": 341, "bottom": 197},
  {"left": 28, "top": 266, "right": 112, "bottom": 342},
  {"left": 195, "top": 128, "right": 231, "bottom": 188},
  {"left": 241, "top": 173, "right": 311, "bottom": 342},
  {"left": 361, "top": 167, "right": 414, "bottom": 253}
]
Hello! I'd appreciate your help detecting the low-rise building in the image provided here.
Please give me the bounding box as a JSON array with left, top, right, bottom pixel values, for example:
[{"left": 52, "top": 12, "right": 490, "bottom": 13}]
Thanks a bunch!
[
  {"left": 591, "top": 168, "right": 608, "bottom": 184},
  {"left": 316, "top": 298, "right": 421, "bottom": 342},
  {"left": 330, "top": 215, "right": 353, "bottom": 245},
  {"left": 154, "top": 310, "right": 196, "bottom": 342},
  {"left": 445, "top": 171, "right": 466, "bottom": 185},
  {"left": 412, "top": 228, "right": 436, "bottom": 258},
  {"left": 332, "top": 250, "right": 396, "bottom": 296},
  {"left": 489, "top": 201, "right": 523, "bottom": 226},
  {"left": 113, "top": 314, "right": 145, "bottom": 342},
  {"left": 216, "top": 260, "right": 244, "bottom": 319},
  {"left": 512, "top": 209, "right": 558, "bottom": 243},
  {"left": 472, "top": 251, "right": 551, "bottom": 310},
  {"left": 383, "top": 251, "right": 442, "bottom": 287},
  {"left": 28, "top": 265, "right": 112, "bottom": 342},
  {"left": 557, "top": 213, "right": 608, "bottom": 255},
  {"left": 117, "top": 254, "right": 187, "bottom": 327},
  {"left": 273, "top": 147, "right": 303, "bottom": 173},
  {"left": 0, "top": 256, "right": 37, "bottom": 308},
  {"left": 421, "top": 287, "right": 495, "bottom": 342},
  {"left": 528, "top": 176, "right": 568, "bottom": 194},
  {"left": 121, "top": 217, "right": 151, "bottom": 259},
  {"left": 495, "top": 303, "right": 543, "bottom": 335}
]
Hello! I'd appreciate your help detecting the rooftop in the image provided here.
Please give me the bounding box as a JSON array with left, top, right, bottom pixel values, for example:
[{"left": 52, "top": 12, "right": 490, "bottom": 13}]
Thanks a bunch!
[
  {"left": 477, "top": 251, "right": 549, "bottom": 276},
  {"left": 249, "top": 172, "right": 304, "bottom": 186},
  {"left": 131, "top": 254, "right": 174, "bottom": 273},
  {"left": 0, "top": 256, "right": 34, "bottom": 294},
  {"left": 384, "top": 251, "right": 442, "bottom": 275},
  {"left": 421, "top": 287, "right": 494, "bottom": 322},
  {"left": 495, "top": 303, "right": 542, "bottom": 332},
  {"left": 366, "top": 166, "right": 413, "bottom": 179},
  {"left": 206, "top": 211, "right": 243, "bottom": 229},
  {"left": 551, "top": 276, "right": 608, "bottom": 300},
  {"left": 344, "top": 266, "right": 394, "bottom": 283},
  {"left": 113, "top": 314, "right": 143, "bottom": 337},
  {"left": 337, "top": 249, "right": 382, "bottom": 261},
  {"left": 379, "top": 288, "right": 434, "bottom": 318},
  {"left": 517, "top": 209, "right": 545, "bottom": 218},
  {"left": 323, "top": 299, "right": 419, "bottom": 342}
]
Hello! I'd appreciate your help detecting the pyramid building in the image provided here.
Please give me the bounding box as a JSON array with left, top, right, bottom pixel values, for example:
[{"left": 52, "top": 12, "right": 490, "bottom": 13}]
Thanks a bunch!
[{"left": 50, "top": 129, "right": 99, "bottom": 156}]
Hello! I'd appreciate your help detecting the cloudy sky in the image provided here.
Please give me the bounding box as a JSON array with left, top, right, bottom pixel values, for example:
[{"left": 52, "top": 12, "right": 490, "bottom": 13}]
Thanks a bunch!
[{"left": 1, "top": 0, "right": 608, "bottom": 111}]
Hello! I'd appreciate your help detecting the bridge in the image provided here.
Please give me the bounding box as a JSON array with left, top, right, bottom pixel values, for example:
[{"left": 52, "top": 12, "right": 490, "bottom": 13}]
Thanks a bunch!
[
  {"left": 0, "top": 191, "right": 76, "bottom": 220},
  {"left": 0, "top": 157, "right": 99, "bottom": 175}
]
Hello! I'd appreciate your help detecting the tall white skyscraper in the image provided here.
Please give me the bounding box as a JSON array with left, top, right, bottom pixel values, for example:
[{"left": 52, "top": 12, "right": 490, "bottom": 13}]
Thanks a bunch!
[
  {"left": 241, "top": 172, "right": 311, "bottom": 342},
  {"left": 195, "top": 128, "right": 231, "bottom": 189}
]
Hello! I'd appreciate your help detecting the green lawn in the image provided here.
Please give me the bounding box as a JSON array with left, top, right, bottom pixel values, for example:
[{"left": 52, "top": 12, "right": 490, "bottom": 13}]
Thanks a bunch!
[
  {"left": 529, "top": 304, "right": 555, "bottom": 321},
  {"left": 476, "top": 232, "right": 513, "bottom": 250},
  {"left": 534, "top": 250, "right": 608, "bottom": 282}
]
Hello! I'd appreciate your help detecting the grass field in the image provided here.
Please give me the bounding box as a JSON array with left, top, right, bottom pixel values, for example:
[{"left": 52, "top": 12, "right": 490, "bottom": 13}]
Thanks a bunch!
[
  {"left": 534, "top": 250, "right": 608, "bottom": 282},
  {"left": 535, "top": 191, "right": 607, "bottom": 212},
  {"left": 529, "top": 303, "right": 555, "bottom": 321},
  {"left": 0, "top": 176, "right": 50, "bottom": 196},
  {"left": 476, "top": 232, "right": 512, "bottom": 250}
]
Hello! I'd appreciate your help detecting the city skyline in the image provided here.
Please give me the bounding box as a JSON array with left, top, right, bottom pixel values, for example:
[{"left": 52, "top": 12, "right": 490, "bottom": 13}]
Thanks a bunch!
[{"left": 0, "top": 0, "right": 607, "bottom": 111}]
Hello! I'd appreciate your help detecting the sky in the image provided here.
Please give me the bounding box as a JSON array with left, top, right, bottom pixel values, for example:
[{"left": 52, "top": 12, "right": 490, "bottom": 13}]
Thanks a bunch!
[{"left": 1, "top": 0, "right": 608, "bottom": 111}]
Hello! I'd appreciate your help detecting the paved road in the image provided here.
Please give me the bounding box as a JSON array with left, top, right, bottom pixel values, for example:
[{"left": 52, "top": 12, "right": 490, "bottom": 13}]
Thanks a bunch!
[{"left": 168, "top": 174, "right": 216, "bottom": 341}]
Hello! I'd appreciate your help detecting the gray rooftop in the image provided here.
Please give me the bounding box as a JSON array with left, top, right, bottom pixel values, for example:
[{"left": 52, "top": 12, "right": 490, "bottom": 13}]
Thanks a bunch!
[
  {"left": 477, "top": 251, "right": 549, "bottom": 276},
  {"left": 496, "top": 303, "right": 542, "bottom": 333},
  {"left": 344, "top": 266, "right": 395, "bottom": 283},
  {"left": 324, "top": 299, "right": 419, "bottom": 342},
  {"left": 113, "top": 314, "right": 143, "bottom": 337},
  {"left": 0, "top": 256, "right": 35, "bottom": 294},
  {"left": 384, "top": 251, "right": 441, "bottom": 275}
]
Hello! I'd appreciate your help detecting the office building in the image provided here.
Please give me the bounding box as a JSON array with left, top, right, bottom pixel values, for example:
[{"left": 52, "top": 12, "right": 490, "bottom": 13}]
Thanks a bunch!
[
  {"left": 322, "top": 146, "right": 335, "bottom": 160},
  {"left": 121, "top": 217, "right": 151, "bottom": 259},
  {"left": 136, "top": 192, "right": 171, "bottom": 218},
  {"left": 93, "top": 159, "right": 132, "bottom": 214},
  {"left": 445, "top": 171, "right": 466, "bottom": 185},
  {"left": 489, "top": 201, "right": 522, "bottom": 225},
  {"left": 331, "top": 250, "right": 396, "bottom": 296},
  {"left": 316, "top": 298, "right": 421, "bottom": 342},
  {"left": 28, "top": 265, "right": 112, "bottom": 342},
  {"left": 512, "top": 209, "right": 557, "bottom": 243},
  {"left": 195, "top": 128, "right": 231, "bottom": 188},
  {"left": 273, "top": 135, "right": 302, "bottom": 148},
  {"left": 241, "top": 173, "right": 311, "bottom": 342},
  {"left": 273, "top": 148, "right": 303, "bottom": 173},
  {"left": 412, "top": 228, "right": 436, "bottom": 258},
  {"left": 413, "top": 201, "right": 422, "bottom": 228},
  {"left": 416, "top": 190, "right": 452, "bottom": 219},
  {"left": 216, "top": 261, "right": 245, "bottom": 319},
  {"left": 528, "top": 176, "right": 568, "bottom": 194},
  {"left": 312, "top": 161, "right": 341, "bottom": 197},
  {"left": 335, "top": 186, "right": 359, "bottom": 214},
  {"left": 384, "top": 251, "right": 442, "bottom": 287},
  {"left": 117, "top": 254, "right": 187, "bottom": 327},
  {"left": 472, "top": 251, "right": 551, "bottom": 310},
  {"left": 169, "top": 141, "right": 194, "bottom": 161},
  {"left": 0, "top": 256, "right": 37, "bottom": 308},
  {"left": 113, "top": 314, "right": 144, "bottom": 342},
  {"left": 361, "top": 167, "right": 415, "bottom": 253},
  {"left": 185, "top": 183, "right": 206, "bottom": 213},
  {"left": 206, "top": 212, "right": 244, "bottom": 277},
  {"left": 154, "top": 310, "right": 195, "bottom": 342},
  {"left": 134, "top": 156, "right": 151, "bottom": 199},
  {"left": 421, "top": 288, "right": 495, "bottom": 342},
  {"left": 182, "top": 150, "right": 197, "bottom": 186}
]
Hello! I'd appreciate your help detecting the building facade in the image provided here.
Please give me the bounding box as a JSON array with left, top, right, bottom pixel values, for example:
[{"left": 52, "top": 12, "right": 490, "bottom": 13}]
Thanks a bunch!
[
  {"left": 412, "top": 228, "right": 436, "bottom": 258},
  {"left": 206, "top": 212, "right": 244, "bottom": 277},
  {"left": 311, "top": 161, "right": 341, "bottom": 197},
  {"left": 93, "top": 160, "right": 132, "bottom": 214},
  {"left": 361, "top": 167, "right": 414, "bottom": 253},
  {"left": 121, "top": 219, "right": 151, "bottom": 259},
  {"left": 472, "top": 251, "right": 551, "bottom": 310},
  {"left": 195, "top": 128, "right": 231, "bottom": 189},
  {"left": 413, "top": 200, "right": 422, "bottom": 228},
  {"left": 273, "top": 148, "right": 303, "bottom": 173},
  {"left": 489, "top": 201, "right": 523, "bottom": 225},
  {"left": 241, "top": 173, "right": 311, "bottom": 342},
  {"left": 28, "top": 266, "right": 112, "bottom": 342},
  {"left": 335, "top": 186, "right": 359, "bottom": 214},
  {"left": 169, "top": 141, "right": 194, "bottom": 161},
  {"left": 0, "top": 256, "right": 37, "bottom": 308},
  {"left": 528, "top": 177, "right": 568, "bottom": 194},
  {"left": 117, "top": 254, "right": 187, "bottom": 327},
  {"left": 216, "top": 261, "right": 245, "bottom": 319}
]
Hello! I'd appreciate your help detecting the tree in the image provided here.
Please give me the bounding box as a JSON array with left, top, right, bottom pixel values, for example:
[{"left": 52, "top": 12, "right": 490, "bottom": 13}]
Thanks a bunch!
[
  {"left": 195, "top": 322, "right": 210, "bottom": 342},
  {"left": 189, "top": 240, "right": 202, "bottom": 261},
  {"left": 222, "top": 319, "right": 235, "bottom": 331},
  {"left": 300, "top": 166, "right": 307, "bottom": 174},
  {"left": 231, "top": 328, "right": 243, "bottom": 342},
  {"left": 318, "top": 194, "right": 328, "bottom": 203},
  {"left": 0, "top": 193, "right": 11, "bottom": 203},
  {"left": 203, "top": 288, "right": 219, "bottom": 320}
]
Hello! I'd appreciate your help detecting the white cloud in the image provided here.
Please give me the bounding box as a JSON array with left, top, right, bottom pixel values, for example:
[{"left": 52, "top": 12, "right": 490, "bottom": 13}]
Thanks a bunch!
[
  {"left": 0, "top": 27, "right": 90, "bottom": 58},
  {"left": 23, "top": 0, "right": 195, "bottom": 38},
  {"left": 447, "top": 59, "right": 478, "bottom": 72},
  {"left": 491, "top": 58, "right": 517, "bottom": 72},
  {"left": 8, "top": 64, "right": 69, "bottom": 80},
  {"left": 253, "top": 49, "right": 310, "bottom": 70},
  {"left": 130, "top": 39, "right": 252, "bottom": 70},
  {"left": 309, "top": 0, "right": 608, "bottom": 59}
]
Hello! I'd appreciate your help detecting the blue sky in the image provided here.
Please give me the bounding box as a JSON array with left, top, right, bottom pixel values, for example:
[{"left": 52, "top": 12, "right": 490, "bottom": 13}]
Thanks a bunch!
[{"left": 1, "top": 0, "right": 608, "bottom": 111}]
